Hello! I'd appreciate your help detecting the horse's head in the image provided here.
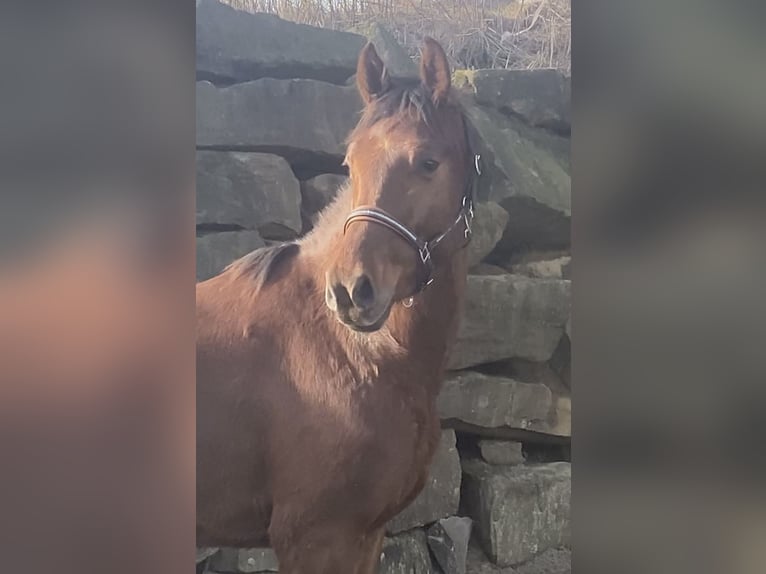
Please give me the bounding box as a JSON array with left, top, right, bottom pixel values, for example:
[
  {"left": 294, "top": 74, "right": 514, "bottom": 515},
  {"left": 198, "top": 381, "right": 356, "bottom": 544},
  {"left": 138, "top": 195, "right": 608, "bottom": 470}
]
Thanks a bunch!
[{"left": 325, "top": 38, "right": 476, "bottom": 332}]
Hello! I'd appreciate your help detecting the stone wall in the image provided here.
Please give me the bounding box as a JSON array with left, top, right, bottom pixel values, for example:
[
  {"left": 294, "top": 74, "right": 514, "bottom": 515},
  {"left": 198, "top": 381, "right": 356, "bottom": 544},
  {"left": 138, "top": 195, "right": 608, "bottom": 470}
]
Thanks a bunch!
[{"left": 196, "top": 1, "right": 571, "bottom": 572}]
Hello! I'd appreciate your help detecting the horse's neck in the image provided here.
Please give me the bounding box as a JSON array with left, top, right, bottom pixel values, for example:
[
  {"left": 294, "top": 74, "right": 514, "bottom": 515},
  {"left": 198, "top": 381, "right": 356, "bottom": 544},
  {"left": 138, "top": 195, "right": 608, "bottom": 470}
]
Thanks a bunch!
[
  {"left": 299, "top": 243, "right": 467, "bottom": 395},
  {"left": 387, "top": 251, "right": 468, "bottom": 361}
]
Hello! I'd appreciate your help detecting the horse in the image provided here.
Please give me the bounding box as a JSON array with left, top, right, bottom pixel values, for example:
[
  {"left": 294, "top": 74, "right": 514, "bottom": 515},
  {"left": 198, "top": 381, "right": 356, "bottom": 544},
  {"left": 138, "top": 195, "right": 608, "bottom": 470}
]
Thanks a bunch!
[{"left": 196, "top": 38, "right": 480, "bottom": 573}]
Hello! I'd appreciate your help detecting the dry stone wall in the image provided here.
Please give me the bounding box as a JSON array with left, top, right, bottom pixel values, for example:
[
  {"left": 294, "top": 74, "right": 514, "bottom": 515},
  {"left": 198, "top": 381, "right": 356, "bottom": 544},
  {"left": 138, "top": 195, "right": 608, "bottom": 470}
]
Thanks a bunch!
[{"left": 196, "top": 2, "right": 571, "bottom": 572}]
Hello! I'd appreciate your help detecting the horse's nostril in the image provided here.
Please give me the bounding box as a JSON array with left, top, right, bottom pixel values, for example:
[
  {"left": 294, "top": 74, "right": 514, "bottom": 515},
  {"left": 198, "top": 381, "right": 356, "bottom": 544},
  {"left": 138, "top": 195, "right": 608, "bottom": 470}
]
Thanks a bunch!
[
  {"left": 351, "top": 275, "right": 375, "bottom": 310},
  {"left": 331, "top": 283, "right": 353, "bottom": 312}
]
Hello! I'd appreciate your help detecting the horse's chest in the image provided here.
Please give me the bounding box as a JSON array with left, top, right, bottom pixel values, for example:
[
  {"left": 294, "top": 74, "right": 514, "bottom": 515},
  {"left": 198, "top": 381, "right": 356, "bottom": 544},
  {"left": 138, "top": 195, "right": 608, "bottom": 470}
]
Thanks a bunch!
[
  {"left": 339, "top": 388, "right": 439, "bottom": 515},
  {"left": 286, "top": 348, "right": 441, "bottom": 522}
]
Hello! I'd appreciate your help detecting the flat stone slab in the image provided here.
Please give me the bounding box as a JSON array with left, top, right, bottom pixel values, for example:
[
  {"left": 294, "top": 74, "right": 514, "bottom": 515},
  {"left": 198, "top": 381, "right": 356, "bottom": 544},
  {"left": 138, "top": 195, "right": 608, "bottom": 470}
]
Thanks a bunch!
[
  {"left": 467, "top": 202, "right": 509, "bottom": 268},
  {"left": 438, "top": 371, "right": 569, "bottom": 437},
  {"left": 467, "top": 69, "right": 570, "bottom": 132},
  {"left": 300, "top": 173, "right": 348, "bottom": 226},
  {"left": 197, "top": 0, "right": 365, "bottom": 85},
  {"left": 466, "top": 543, "right": 571, "bottom": 573},
  {"left": 462, "top": 461, "right": 571, "bottom": 567},
  {"left": 510, "top": 256, "right": 571, "bottom": 280},
  {"left": 427, "top": 516, "right": 473, "bottom": 574},
  {"left": 197, "top": 151, "right": 301, "bottom": 239},
  {"left": 380, "top": 529, "right": 433, "bottom": 574},
  {"left": 478, "top": 440, "right": 525, "bottom": 465},
  {"left": 460, "top": 98, "right": 570, "bottom": 257},
  {"left": 196, "top": 79, "right": 362, "bottom": 163},
  {"left": 449, "top": 274, "right": 571, "bottom": 369}
]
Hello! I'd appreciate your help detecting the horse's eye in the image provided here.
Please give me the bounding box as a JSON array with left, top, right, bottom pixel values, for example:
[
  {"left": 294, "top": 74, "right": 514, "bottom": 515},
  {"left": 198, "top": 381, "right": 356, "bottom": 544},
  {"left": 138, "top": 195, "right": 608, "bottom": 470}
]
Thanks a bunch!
[{"left": 421, "top": 159, "right": 440, "bottom": 173}]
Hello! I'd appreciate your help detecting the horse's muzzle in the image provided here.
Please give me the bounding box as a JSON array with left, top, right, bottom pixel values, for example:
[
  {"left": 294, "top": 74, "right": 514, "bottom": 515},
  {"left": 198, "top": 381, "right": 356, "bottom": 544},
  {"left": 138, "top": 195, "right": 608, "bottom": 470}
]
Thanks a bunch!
[{"left": 325, "top": 275, "right": 392, "bottom": 332}]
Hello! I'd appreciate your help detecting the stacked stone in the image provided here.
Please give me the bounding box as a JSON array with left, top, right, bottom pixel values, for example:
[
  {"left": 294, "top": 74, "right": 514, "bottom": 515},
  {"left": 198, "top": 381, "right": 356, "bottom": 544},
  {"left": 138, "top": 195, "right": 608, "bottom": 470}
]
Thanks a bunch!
[{"left": 196, "top": 2, "right": 570, "bottom": 572}]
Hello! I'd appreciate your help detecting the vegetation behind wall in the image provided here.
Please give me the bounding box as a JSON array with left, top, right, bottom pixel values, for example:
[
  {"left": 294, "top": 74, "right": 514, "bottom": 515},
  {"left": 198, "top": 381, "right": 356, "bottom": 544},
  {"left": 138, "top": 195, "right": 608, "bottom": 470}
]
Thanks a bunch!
[{"left": 223, "top": 0, "right": 571, "bottom": 73}]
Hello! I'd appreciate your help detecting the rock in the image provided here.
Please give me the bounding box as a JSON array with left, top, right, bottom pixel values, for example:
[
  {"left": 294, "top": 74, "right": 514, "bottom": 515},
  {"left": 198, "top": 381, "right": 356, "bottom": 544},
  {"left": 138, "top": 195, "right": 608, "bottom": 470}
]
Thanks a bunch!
[
  {"left": 300, "top": 173, "right": 348, "bottom": 223},
  {"left": 466, "top": 544, "right": 571, "bottom": 574},
  {"left": 466, "top": 543, "right": 512, "bottom": 574},
  {"left": 196, "top": 0, "right": 365, "bottom": 85},
  {"left": 238, "top": 548, "right": 279, "bottom": 572},
  {"left": 491, "top": 199, "right": 571, "bottom": 265},
  {"left": 353, "top": 22, "right": 417, "bottom": 78},
  {"left": 208, "top": 548, "right": 237, "bottom": 571},
  {"left": 469, "top": 264, "right": 507, "bottom": 276},
  {"left": 551, "top": 395, "right": 570, "bottom": 439},
  {"left": 466, "top": 543, "right": 510, "bottom": 574},
  {"left": 501, "top": 354, "right": 571, "bottom": 400},
  {"left": 478, "top": 441, "right": 524, "bottom": 466},
  {"left": 462, "top": 99, "right": 570, "bottom": 205},
  {"left": 461, "top": 99, "right": 570, "bottom": 257},
  {"left": 388, "top": 430, "right": 461, "bottom": 533},
  {"left": 427, "top": 516, "right": 472, "bottom": 574},
  {"left": 466, "top": 69, "right": 570, "bottom": 133},
  {"left": 461, "top": 461, "right": 571, "bottom": 567},
  {"left": 499, "top": 358, "right": 567, "bottom": 392},
  {"left": 513, "top": 547, "right": 571, "bottom": 574},
  {"left": 196, "top": 230, "right": 264, "bottom": 282},
  {"left": 197, "top": 547, "right": 219, "bottom": 564},
  {"left": 523, "top": 441, "right": 570, "bottom": 465},
  {"left": 449, "top": 275, "right": 571, "bottom": 369},
  {"left": 561, "top": 259, "right": 571, "bottom": 280},
  {"left": 510, "top": 256, "right": 571, "bottom": 279},
  {"left": 196, "top": 79, "right": 362, "bottom": 169},
  {"left": 465, "top": 545, "right": 495, "bottom": 573},
  {"left": 197, "top": 151, "right": 301, "bottom": 239},
  {"left": 499, "top": 357, "right": 571, "bottom": 426},
  {"left": 438, "top": 372, "right": 569, "bottom": 437},
  {"left": 549, "top": 334, "right": 571, "bottom": 390},
  {"left": 211, "top": 548, "right": 278, "bottom": 573},
  {"left": 467, "top": 202, "right": 509, "bottom": 267},
  {"left": 380, "top": 530, "right": 433, "bottom": 574},
  {"left": 207, "top": 547, "right": 278, "bottom": 572}
]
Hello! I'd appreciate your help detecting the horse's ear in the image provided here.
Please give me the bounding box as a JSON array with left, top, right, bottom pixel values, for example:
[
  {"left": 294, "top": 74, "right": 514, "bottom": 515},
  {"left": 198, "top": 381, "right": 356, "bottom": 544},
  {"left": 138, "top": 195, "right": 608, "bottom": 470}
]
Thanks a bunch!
[
  {"left": 420, "top": 37, "right": 451, "bottom": 105},
  {"left": 356, "top": 42, "right": 391, "bottom": 104}
]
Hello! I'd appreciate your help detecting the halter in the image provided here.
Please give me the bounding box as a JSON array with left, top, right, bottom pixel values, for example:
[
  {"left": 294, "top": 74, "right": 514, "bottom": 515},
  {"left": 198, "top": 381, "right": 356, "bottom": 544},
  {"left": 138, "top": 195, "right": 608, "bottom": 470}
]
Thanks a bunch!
[{"left": 343, "top": 151, "right": 482, "bottom": 296}]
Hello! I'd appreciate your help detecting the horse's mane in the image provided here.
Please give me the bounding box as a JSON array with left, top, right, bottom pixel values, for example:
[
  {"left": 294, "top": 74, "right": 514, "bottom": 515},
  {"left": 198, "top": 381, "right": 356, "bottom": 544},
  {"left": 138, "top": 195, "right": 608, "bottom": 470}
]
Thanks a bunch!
[{"left": 224, "top": 242, "right": 300, "bottom": 290}]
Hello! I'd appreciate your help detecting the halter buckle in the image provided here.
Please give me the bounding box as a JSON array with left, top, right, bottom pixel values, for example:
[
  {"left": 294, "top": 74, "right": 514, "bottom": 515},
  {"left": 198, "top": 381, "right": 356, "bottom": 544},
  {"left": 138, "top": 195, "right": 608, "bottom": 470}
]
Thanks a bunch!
[
  {"left": 462, "top": 196, "right": 475, "bottom": 239},
  {"left": 419, "top": 244, "right": 431, "bottom": 265}
]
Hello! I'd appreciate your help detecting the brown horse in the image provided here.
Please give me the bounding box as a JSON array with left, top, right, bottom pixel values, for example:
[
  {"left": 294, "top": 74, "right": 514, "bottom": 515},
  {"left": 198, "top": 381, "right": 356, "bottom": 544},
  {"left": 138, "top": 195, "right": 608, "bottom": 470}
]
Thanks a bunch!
[{"left": 197, "top": 38, "right": 479, "bottom": 573}]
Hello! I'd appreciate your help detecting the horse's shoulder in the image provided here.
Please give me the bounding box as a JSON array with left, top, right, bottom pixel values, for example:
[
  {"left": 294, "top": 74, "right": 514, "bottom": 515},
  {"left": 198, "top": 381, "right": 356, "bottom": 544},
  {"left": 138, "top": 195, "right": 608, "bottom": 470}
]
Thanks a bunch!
[{"left": 226, "top": 242, "right": 300, "bottom": 291}]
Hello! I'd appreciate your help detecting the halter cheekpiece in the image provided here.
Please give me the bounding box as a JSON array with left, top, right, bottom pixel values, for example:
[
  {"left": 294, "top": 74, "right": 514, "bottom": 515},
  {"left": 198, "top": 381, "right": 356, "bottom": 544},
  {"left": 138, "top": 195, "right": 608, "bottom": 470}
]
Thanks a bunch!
[{"left": 343, "top": 152, "right": 482, "bottom": 296}]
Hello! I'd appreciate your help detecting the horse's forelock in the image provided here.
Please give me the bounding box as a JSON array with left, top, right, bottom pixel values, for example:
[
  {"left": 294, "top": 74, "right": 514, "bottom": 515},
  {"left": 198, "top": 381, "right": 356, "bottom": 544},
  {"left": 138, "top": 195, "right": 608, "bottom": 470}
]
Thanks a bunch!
[{"left": 348, "top": 81, "right": 436, "bottom": 144}]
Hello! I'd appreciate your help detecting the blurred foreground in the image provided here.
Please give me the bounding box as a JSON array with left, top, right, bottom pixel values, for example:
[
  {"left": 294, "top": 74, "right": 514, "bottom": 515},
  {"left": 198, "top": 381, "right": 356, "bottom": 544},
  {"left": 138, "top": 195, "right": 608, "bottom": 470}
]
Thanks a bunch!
[
  {"left": 0, "top": 3, "right": 195, "bottom": 573},
  {"left": 576, "top": 1, "right": 766, "bottom": 573}
]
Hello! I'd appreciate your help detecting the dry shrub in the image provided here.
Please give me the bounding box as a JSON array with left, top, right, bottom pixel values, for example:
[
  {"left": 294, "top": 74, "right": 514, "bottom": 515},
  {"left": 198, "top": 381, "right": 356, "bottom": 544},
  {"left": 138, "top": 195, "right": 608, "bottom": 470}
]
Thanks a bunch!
[{"left": 222, "top": 0, "right": 570, "bottom": 73}]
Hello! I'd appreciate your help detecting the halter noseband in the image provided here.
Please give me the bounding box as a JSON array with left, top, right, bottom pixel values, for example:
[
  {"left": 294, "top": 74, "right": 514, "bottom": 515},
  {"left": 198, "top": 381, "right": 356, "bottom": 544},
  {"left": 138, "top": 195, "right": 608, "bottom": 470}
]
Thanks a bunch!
[{"left": 343, "top": 152, "right": 482, "bottom": 295}]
